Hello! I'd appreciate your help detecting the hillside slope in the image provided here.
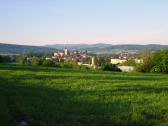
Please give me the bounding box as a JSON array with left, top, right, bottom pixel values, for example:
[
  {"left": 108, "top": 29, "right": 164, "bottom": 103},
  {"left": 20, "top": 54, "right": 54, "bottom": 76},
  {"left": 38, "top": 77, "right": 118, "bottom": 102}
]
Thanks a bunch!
[
  {"left": 0, "top": 64, "right": 168, "bottom": 126},
  {"left": 46, "top": 43, "right": 168, "bottom": 54},
  {"left": 0, "top": 43, "right": 58, "bottom": 54}
]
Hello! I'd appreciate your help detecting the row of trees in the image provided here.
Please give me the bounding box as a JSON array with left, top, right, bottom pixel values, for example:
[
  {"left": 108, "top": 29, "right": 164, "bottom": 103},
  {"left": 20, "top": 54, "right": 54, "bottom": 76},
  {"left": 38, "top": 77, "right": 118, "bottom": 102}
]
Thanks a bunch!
[
  {"left": 17, "top": 56, "right": 90, "bottom": 69},
  {"left": 3, "top": 49, "right": 168, "bottom": 73},
  {"left": 136, "top": 49, "right": 168, "bottom": 73},
  {"left": 17, "top": 56, "right": 121, "bottom": 71},
  {"left": 0, "top": 55, "right": 18, "bottom": 63},
  {"left": 0, "top": 52, "right": 53, "bottom": 64}
]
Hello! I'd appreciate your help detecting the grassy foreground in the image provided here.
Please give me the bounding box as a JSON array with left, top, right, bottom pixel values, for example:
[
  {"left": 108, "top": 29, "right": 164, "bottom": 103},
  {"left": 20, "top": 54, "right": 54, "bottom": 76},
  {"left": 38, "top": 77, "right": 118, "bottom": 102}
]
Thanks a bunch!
[{"left": 0, "top": 64, "right": 168, "bottom": 126}]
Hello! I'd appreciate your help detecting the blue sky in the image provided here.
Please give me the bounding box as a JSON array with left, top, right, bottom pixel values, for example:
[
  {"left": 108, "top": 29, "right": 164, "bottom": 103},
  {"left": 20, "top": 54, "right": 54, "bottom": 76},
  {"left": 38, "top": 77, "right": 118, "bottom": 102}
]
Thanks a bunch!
[{"left": 0, "top": 0, "right": 168, "bottom": 45}]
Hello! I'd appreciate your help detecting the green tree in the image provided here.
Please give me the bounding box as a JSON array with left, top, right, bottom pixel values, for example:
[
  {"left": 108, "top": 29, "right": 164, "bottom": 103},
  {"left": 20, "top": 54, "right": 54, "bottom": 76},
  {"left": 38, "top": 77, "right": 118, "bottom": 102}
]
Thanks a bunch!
[
  {"left": 17, "top": 56, "right": 27, "bottom": 65},
  {"left": 151, "top": 50, "right": 168, "bottom": 73},
  {"left": 60, "top": 61, "right": 78, "bottom": 68},
  {"left": 31, "top": 57, "right": 43, "bottom": 66},
  {"left": 136, "top": 49, "right": 168, "bottom": 73},
  {"left": 121, "top": 60, "right": 136, "bottom": 66},
  {"left": 42, "top": 60, "right": 55, "bottom": 67},
  {"left": 135, "top": 50, "right": 154, "bottom": 72},
  {"left": 96, "top": 56, "right": 110, "bottom": 67}
]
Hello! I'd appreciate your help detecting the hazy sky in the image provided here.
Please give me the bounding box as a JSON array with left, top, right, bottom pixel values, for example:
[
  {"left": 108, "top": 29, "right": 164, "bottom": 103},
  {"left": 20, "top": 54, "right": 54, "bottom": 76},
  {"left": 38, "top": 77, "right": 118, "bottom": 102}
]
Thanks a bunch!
[{"left": 0, "top": 0, "right": 168, "bottom": 45}]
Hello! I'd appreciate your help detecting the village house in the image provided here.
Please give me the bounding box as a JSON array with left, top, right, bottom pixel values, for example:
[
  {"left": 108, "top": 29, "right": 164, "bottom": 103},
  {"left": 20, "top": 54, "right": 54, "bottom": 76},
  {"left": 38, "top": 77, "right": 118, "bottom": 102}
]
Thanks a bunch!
[
  {"left": 111, "top": 59, "right": 127, "bottom": 64},
  {"left": 111, "top": 52, "right": 143, "bottom": 64},
  {"left": 52, "top": 48, "right": 96, "bottom": 67}
]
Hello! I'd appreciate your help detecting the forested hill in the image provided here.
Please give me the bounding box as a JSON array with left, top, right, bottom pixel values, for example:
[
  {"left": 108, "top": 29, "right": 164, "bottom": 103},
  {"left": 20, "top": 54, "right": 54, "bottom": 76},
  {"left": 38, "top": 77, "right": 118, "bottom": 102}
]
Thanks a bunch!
[
  {"left": 46, "top": 43, "right": 168, "bottom": 54},
  {"left": 1, "top": 43, "right": 168, "bottom": 54},
  {"left": 0, "top": 43, "right": 58, "bottom": 54}
]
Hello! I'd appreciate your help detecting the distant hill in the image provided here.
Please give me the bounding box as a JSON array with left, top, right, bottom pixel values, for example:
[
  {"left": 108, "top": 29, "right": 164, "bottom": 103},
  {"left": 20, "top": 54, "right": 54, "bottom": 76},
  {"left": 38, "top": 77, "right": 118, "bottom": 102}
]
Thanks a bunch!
[
  {"left": 1, "top": 43, "right": 168, "bottom": 55},
  {"left": 46, "top": 43, "right": 112, "bottom": 50},
  {"left": 46, "top": 43, "right": 168, "bottom": 54},
  {"left": 0, "top": 43, "right": 58, "bottom": 54}
]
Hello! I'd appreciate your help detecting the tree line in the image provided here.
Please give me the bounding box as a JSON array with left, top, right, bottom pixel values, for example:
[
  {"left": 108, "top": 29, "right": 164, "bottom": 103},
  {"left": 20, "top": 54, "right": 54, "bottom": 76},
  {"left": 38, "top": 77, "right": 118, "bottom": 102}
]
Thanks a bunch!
[
  {"left": 1, "top": 49, "right": 168, "bottom": 73},
  {"left": 136, "top": 49, "right": 168, "bottom": 73}
]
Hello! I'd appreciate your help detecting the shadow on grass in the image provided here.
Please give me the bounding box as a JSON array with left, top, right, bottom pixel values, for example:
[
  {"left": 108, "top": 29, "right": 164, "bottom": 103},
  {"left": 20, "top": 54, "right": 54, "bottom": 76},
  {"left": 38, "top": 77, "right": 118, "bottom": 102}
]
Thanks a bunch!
[
  {"left": 0, "top": 64, "right": 91, "bottom": 73},
  {"left": 29, "top": 74, "right": 168, "bottom": 82},
  {"left": 0, "top": 74, "right": 168, "bottom": 126},
  {"left": 1, "top": 64, "right": 168, "bottom": 81}
]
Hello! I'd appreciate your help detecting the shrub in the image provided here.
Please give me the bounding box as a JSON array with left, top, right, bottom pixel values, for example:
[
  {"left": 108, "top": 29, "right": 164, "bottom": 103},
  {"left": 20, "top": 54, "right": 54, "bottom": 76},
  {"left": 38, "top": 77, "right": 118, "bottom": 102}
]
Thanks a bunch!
[
  {"left": 150, "top": 66, "right": 162, "bottom": 73},
  {"left": 0, "top": 55, "right": 2, "bottom": 63},
  {"left": 31, "top": 57, "right": 43, "bottom": 66},
  {"left": 42, "top": 60, "right": 55, "bottom": 67},
  {"left": 0, "top": 55, "right": 17, "bottom": 63},
  {"left": 80, "top": 65, "right": 90, "bottom": 70},
  {"left": 17, "top": 56, "right": 27, "bottom": 65},
  {"left": 59, "top": 61, "right": 78, "bottom": 68},
  {"left": 102, "top": 63, "right": 121, "bottom": 72},
  {"left": 121, "top": 60, "right": 136, "bottom": 66}
]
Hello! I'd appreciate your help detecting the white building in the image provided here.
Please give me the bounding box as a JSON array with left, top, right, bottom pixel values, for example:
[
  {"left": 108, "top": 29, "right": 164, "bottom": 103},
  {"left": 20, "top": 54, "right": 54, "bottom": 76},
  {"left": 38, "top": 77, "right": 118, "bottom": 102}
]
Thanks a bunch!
[
  {"left": 54, "top": 48, "right": 70, "bottom": 57},
  {"left": 111, "top": 58, "right": 143, "bottom": 65},
  {"left": 135, "top": 59, "right": 143, "bottom": 64},
  {"left": 111, "top": 59, "right": 127, "bottom": 64},
  {"left": 118, "top": 66, "right": 134, "bottom": 72},
  {"left": 64, "top": 48, "right": 69, "bottom": 55}
]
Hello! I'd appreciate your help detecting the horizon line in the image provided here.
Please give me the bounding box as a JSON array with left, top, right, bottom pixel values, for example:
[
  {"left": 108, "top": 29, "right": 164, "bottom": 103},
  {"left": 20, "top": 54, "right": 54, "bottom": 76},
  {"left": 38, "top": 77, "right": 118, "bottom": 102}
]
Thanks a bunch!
[{"left": 0, "top": 42, "right": 167, "bottom": 47}]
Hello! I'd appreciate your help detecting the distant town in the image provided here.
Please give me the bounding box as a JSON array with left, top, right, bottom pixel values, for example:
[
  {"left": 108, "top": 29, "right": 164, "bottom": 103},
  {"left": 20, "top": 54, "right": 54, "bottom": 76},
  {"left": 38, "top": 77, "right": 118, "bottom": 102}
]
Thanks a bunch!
[
  {"left": 37, "top": 48, "right": 143, "bottom": 72},
  {"left": 1, "top": 43, "right": 168, "bottom": 73}
]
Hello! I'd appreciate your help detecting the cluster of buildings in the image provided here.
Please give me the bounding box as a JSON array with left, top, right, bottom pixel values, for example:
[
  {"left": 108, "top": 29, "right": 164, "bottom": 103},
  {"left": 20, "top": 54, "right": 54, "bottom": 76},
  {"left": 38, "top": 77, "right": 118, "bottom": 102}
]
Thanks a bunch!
[
  {"left": 51, "top": 48, "right": 96, "bottom": 68},
  {"left": 111, "top": 52, "right": 143, "bottom": 64},
  {"left": 51, "top": 50, "right": 143, "bottom": 65},
  {"left": 52, "top": 48, "right": 88, "bottom": 62},
  {"left": 50, "top": 49, "right": 143, "bottom": 71}
]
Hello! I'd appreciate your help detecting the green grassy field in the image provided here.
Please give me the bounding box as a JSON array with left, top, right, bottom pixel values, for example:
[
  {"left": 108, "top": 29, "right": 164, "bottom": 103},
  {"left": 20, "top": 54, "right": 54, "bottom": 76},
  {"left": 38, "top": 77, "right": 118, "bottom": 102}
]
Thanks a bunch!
[{"left": 0, "top": 64, "right": 168, "bottom": 126}]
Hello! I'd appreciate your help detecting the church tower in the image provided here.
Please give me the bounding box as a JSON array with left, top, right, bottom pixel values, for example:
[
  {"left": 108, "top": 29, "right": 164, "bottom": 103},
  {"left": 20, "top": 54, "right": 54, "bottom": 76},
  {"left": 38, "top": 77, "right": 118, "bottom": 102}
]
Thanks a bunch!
[
  {"left": 64, "top": 48, "right": 69, "bottom": 55},
  {"left": 91, "top": 57, "right": 96, "bottom": 68}
]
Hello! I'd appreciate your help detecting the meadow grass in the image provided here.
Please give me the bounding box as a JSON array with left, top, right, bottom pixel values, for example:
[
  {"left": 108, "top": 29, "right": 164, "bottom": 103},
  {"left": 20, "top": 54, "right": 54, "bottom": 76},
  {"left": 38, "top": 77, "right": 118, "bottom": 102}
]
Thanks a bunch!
[{"left": 0, "top": 64, "right": 168, "bottom": 126}]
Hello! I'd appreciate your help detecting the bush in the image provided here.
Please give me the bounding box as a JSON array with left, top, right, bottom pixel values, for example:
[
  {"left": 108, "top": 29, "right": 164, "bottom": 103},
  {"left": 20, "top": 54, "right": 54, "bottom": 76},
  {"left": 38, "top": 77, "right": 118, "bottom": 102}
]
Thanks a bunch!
[
  {"left": 0, "top": 55, "right": 17, "bottom": 63},
  {"left": 102, "top": 63, "right": 121, "bottom": 72},
  {"left": 0, "top": 55, "right": 2, "bottom": 63},
  {"left": 96, "top": 56, "right": 110, "bottom": 67},
  {"left": 17, "top": 56, "right": 27, "bottom": 65},
  {"left": 135, "top": 58, "right": 154, "bottom": 73},
  {"left": 150, "top": 66, "right": 162, "bottom": 73},
  {"left": 79, "top": 65, "right": 90, "bottom": 70},
  {"left": 42, "top": 60, "right": 55, "bottom": 67},
  {"left": 31, "top": 57, "right": 43, "bottom": 66},
  {"left": 121, "top": 60, "right": 136, "bottom": 66},
  {"left": 59, "top": 61, "right": 78, "bottom": 68}
]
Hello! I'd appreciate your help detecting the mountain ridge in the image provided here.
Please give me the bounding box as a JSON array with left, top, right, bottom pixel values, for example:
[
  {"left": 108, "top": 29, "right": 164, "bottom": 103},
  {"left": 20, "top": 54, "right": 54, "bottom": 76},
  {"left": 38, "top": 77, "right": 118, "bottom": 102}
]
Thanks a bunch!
[
  {"left": 1, "top": 43, "right": 168, "bottom": 54},
  {"left": 46, "top": 43, "right": 168, "bottom": 54},
  {"left": 0, "top": 43, "right": 58, "bottom": 54}
]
